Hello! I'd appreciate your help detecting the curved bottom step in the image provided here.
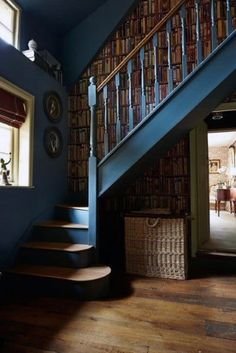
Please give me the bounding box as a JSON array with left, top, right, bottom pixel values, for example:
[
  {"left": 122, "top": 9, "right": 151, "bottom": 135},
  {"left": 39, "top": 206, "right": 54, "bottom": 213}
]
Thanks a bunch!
[{"left": 4, "top": 265, "right": 111, "bottom": 300}]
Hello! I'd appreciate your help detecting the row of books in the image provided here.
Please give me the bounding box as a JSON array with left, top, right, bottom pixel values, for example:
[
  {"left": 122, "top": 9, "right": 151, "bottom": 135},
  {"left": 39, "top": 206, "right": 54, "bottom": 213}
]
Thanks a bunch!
[
  {"left": 159, "top": 158, "right": 189, "bottom": 176},
  {"left": 102, "top": 194, "right": 190, "bottom": 213},
  {"left": 68, "top": 177, "right": 88, "bottom": 193},
  {"left": 68, "top": 110, "right": 90, "bottom": 128},
  {"left": 68, "top": 142, "right": 105, "bottom": 162},
  {"left": 131, "top": 0, "right": 179, "bottom": 19},
  {"left": 69, "top": 128, "right": 89, "bottom": 145},
  {"left": 165, "top": 138, "right": 189, "bottom": 157},
  {"left": 68, "top": 144, "right": 89, "bottom": 161},
  {"left": 68, "top": 95, "right": 88, "bottom": 111},
  {"left": 124, "top": 176, "right": 189, "bottom": 194},
  {"left": 68, "top": 160, "right": 88, "bottom": 178}
]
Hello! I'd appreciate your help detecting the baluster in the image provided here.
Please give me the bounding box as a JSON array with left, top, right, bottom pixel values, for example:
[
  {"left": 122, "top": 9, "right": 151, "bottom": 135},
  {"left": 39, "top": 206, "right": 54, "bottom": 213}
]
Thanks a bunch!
[
  {"left": 211, "top": 0, "right": 217, "bottom": 50},
  {"left": 115, "top": 73, "right": 121, "bottom": 144},
  {"left": 180, "top": 5, "right": 187, "bottom": 79},
  {"left": 140, "top": 47, "right": 146, "bottom": 119},
  {"left": 127, "top": 60, "right": 134, "bottom": 131},
  {"left": 226, "top": 0, "right": 233, "bottom": 36},
  {"left": 88, "top": 77, "right": 97, "bottom": 157},
  {"left": 88, "top": 76, "right": 97, "bottom": 247},
  {"left": 103, "top": 85, "right": 109, "bottom": 155},
  {"left": 195, "top": 0, "right": 203, "bottom": 64},
  {"left": 166, "top": 19, "right": 173, "bottom": 93},
  {"left": 153, "top": 33, "right": 160, "bottom": 106}
]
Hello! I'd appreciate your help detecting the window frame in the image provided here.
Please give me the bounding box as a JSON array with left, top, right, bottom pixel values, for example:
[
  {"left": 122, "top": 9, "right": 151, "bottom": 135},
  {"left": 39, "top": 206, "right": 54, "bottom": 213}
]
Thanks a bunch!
[
  {"left": 0, "top": 76, "right": 34, "bottom": 187},
  {"left": 0, "top": 0, "right": 21, "bottom": 49},
  {"left": 0, "top": 122, "right": 15, "bottom": 181}
]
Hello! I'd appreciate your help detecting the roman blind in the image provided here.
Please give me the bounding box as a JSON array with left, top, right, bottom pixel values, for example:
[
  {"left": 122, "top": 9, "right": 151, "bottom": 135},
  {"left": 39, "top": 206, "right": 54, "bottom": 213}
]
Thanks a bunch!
[{"left": 0, "top": 87, "right": 27, "bottom": 128}]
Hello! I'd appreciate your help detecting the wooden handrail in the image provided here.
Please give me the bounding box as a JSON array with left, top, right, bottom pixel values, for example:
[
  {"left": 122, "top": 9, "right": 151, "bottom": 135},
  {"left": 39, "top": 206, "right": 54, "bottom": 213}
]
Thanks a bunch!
[{"left": 97, "top": 0, "right": 187, "bottom": 92}]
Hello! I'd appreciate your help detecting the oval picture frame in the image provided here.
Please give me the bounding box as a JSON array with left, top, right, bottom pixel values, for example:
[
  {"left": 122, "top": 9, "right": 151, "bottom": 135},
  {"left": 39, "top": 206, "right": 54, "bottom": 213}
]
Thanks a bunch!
[
  {"left": 43, "top": 91, "right": 63, "bottom": 122},
  {"left": 44, "top": 127, "right": 63, "bottom": 158}
]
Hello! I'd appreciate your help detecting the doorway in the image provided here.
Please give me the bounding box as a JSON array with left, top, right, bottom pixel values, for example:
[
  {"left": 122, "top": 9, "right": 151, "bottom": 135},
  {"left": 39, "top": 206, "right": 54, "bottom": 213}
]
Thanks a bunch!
[{"left": 203, "top": 130, "right": 236, "bottom": 253}]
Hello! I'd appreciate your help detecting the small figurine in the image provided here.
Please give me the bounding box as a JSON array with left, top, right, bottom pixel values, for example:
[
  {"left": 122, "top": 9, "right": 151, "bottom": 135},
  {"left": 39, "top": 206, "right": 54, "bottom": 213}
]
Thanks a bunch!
[
  {"left": 0, "top": 153, "right": 12, "bottom": 185},
  {"left": 28, "top": 39, "right": 37, "bottom": 51}
]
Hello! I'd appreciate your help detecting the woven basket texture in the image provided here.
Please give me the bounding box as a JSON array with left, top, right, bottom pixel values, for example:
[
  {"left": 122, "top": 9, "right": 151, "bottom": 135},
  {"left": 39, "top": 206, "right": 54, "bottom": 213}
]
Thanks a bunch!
[{"left": 124, "top": 216, "right": 187, "bottom": 280}]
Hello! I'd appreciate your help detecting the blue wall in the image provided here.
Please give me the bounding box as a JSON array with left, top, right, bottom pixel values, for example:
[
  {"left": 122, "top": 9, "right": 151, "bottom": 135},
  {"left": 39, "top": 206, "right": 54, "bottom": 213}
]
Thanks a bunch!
[
  {"left": 0, "top": 0, "right": 138, "bottom": 268},
  {"left": 19, "top": 11, "right": 60, "bottom": 58},
  {"left": 0, "top": 39, "right": 67, "bottom": 269},
  {"left": 61, "top": 0, "right": 138, "bottom": 88},
  {"left": 15, "top": 0, "right": 138, "bottom": 87}
]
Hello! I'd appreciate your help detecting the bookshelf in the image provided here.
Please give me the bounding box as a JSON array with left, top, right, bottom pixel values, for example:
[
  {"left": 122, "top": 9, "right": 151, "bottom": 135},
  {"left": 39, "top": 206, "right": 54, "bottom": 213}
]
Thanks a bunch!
[
  {"left": 68, "top": 0, "right": 235, "bottom": 212},
  {"left": 100, "top": 136, "right": 190, "bottom": 214}
]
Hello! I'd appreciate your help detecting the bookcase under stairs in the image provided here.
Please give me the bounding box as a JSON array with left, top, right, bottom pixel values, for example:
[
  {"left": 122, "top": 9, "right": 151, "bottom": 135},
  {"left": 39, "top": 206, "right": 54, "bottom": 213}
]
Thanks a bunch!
[{"left": 98, "top": 136, "right": 190, "bottom": 268}]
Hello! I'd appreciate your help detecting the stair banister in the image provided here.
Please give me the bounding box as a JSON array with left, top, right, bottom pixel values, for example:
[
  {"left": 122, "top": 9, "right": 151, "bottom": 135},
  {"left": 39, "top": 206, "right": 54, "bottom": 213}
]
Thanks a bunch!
[
  {"left": 85, "top": 0, "right": 236, "bottom": 240},
  {"left": 88, "top": 77, "right": 98, "bottom": 248},
  {"left": 97, "top": 0, "right": 187, "bottom": 92},
  {"left": 92, "top": 0, "right": 236, "bottom": 161},
  {"left": 96, "top": 0, "right": 188, "bottom": 158}
]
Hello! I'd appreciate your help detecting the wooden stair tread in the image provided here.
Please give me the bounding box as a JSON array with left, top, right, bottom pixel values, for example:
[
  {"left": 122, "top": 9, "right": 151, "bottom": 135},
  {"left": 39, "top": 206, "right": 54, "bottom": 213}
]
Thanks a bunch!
[
  {"left": 21, "top": 242, "right": 93, "bottom": 252},
  {"left": 35, "top": 220, "right": 88, "bottom": 229},
  {"left": 56, "top": 204, "right": 88, "bottom": 210},
  {"left": 8, "top": 265, "right": 111, "bottom": 282}
]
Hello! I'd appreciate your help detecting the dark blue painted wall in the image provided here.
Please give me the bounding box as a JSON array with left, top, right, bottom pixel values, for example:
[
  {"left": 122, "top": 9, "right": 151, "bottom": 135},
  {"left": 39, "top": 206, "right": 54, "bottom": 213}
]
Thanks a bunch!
[
  {"left": 19, "top": 11, "right": 60, "bottom": 58},
  {"left": 0, "top": 39, "right": 67, "bottom": 269},
  {"left": 15, "top": 0, "right": 137, "bottom": 87},
  {"left": 61, "top": 0, "right": 138, "bottom": 88},
  {"left": 0, "top": 0, "right": 138, "bottom": 268},
  {"left": 14, "top": 0, "right": 137, "bottom": 87}
]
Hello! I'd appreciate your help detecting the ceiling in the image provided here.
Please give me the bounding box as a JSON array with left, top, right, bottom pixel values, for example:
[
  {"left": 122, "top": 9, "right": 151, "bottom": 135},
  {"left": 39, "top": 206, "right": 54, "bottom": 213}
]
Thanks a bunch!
[
  {"left": 208, "top": 131, "right": 236, "bottom": 147},
  {"left": 16, "top": 0, "right": 108, "bottom": 35}
]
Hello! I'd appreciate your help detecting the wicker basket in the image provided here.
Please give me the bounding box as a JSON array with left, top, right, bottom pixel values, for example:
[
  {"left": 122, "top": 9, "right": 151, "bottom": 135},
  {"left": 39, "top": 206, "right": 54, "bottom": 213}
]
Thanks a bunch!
[{"left": 124, "top": 213, "right": 188, "bottom": 280}]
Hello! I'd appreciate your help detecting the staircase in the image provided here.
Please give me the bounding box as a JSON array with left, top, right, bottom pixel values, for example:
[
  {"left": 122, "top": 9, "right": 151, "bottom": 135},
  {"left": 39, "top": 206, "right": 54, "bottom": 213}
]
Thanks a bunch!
[
  {"left": 97, "top": 30, "right": 236, "bottom": 196},
  {"left": 3, "top": 0, "right": 236, "bottom": 297},
  {"left": 4, "top": 205, "right": 111, "bottom": 300}
]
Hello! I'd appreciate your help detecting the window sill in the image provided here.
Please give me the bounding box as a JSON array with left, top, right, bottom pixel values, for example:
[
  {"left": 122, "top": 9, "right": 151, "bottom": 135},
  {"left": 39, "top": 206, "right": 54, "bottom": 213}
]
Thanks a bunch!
[{"left": 0, "top": 185, "right": 35, "bottom": 189}]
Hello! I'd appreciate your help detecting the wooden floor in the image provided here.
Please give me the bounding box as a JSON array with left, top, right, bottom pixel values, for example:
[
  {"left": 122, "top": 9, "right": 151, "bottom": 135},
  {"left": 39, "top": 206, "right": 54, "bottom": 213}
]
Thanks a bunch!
[
  {"left": 1, "top": 271, "right": 236, "bottom": 353},
  {"left": 202, "top": 210, "right": 236, "bottom": 252}
]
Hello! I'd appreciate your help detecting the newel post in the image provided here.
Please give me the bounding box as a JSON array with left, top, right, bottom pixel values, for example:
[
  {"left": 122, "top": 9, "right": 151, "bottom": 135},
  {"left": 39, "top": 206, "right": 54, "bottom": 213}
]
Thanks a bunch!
[{"left": 88, "top": 77, "right": 98, "bottom": 249}]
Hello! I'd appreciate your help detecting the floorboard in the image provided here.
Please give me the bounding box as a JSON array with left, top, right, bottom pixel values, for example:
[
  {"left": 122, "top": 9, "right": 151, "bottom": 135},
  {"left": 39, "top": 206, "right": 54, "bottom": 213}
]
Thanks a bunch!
[{"left": 1, "top": 272, "right": 236, "bottom": 353}]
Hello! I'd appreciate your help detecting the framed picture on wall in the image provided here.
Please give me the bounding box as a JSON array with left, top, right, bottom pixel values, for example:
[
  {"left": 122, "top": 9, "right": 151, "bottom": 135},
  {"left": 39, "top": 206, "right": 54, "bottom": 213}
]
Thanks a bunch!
[
  {"left": 44, "top": 127, "right": 63, "bottom": 157},
  {"left": 209, "top": 159, "right": 220, "bottom": 174},
  {"left": 43, "top": 91, "right": 63, "bottom": 122}
]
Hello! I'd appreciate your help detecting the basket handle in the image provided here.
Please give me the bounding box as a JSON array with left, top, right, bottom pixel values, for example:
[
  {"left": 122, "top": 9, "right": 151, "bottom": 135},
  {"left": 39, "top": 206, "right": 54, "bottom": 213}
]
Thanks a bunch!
[{"left": 145, "top": 218, "right": 160, "bottom": 228}]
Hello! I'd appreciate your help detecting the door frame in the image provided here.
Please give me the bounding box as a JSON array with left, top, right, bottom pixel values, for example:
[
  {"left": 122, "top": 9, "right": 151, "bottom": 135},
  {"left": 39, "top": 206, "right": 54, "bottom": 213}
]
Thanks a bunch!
[{"left": 190, "top": 122, "right": 210, "bottom": 256}]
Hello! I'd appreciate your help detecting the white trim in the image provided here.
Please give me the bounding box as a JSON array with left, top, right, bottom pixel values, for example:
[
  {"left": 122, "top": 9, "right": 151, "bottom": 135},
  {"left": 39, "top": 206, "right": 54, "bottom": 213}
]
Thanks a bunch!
[{"left": 0, "top": 0, "right": 21, "bottom": 48}]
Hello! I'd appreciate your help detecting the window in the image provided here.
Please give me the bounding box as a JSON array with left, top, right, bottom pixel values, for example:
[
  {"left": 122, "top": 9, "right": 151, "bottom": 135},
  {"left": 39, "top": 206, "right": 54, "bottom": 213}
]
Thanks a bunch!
[
  {"left": 0, "top": 77, "right": 34, "bottom": 187},
  {"left": 0, "top": 0, "right": 20, "bottom": 48},
  {"left": 0, "top": 122, "right": 13, "bottom": 181}
]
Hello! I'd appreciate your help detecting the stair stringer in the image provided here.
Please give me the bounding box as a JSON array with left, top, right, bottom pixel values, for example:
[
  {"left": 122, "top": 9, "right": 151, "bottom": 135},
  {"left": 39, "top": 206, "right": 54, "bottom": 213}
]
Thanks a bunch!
[{"left": 98, "top": 31, "right": 236, "bottom": 197}]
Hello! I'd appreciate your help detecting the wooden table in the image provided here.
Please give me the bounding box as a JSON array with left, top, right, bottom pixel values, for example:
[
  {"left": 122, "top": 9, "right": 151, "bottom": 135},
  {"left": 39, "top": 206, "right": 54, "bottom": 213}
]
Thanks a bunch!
[{"left": 215, "top": 188, "right": 236, "bottom": 216}]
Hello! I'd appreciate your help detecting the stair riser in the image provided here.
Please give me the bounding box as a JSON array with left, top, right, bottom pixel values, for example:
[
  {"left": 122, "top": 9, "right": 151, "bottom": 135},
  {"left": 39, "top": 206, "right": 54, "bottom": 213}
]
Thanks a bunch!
[
  {"left": 18, "top": 248, "right": 95, "bottom": 268},
  {"left": 32, "top": 227, "right": 89, "bottom": 244},
  {"left": 55, "top": 207, "right": 88, "bottom": 225},
  {"left": 2, "top": 273, "right": 110, "bottom": 300}
]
